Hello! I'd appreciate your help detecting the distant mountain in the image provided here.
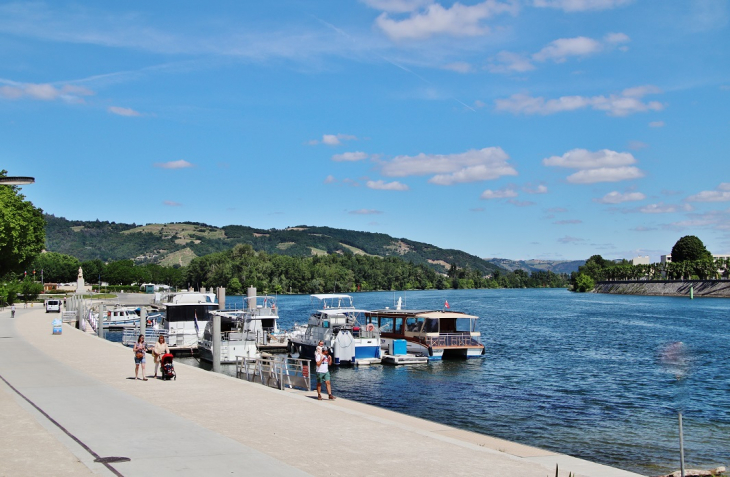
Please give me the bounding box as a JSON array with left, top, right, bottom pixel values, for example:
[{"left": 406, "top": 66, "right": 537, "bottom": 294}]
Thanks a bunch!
[
  {"left": 44, "top": 215, "right": 505, "bottom": 276},
  {"left": 485, "top": 258, "right": 585, "bottom": 275}
]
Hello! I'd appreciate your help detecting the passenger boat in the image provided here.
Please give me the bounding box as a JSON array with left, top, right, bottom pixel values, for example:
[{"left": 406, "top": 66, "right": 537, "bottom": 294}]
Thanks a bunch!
[
  {"left": 158, "top": 291, "right": 218, "bottom": 349},
  {"left": 98, "top": 304, "right": 143, "bottom": 329},
  {"left": 288, "top": 294, "right": 381, "bottom": 365},
  {"left": 198, "top": 289, "right": 287, "bottom": 364},
  {"left": 364, "top": 299, "right": 485, "bottom": 360}
]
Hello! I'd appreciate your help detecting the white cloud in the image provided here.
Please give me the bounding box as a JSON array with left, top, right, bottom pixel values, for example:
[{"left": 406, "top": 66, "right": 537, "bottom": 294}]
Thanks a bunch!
[
  {"left": 544, "top": 149, "right": 645, "bottom": 184},
  {"left": 360, "top": 0, "right": 434, "bottom": 13},
  {"left": 366, "top": 180, "right": 410, "bottom": 190},
  {"left": 566, "top": 166, "right": 644, "bottom": 184},
  {"left": 324, "top": 175, "right": 337, "bottom": 184},
  {"left": 0, "top": 80, "right": 94, "bottom": 103},
  {"left": 533, "top": 0, "right": 633, "bottom": 12},
  {"left": 496, "top": 85, "right": 663, "bottom": 116},
  {"left": 628, "top": 140, "right": 648, "bottom": 150},
  {"left": 332, "top": 151, "right": 369, "bottom": 162},
  {"left": 480, "top": 188, "right": 518, "bottom": 199},
  {"left": 308, "top": 133, "right": 358, "bottom": 146},
  {"left": 154, "top": 160, "right": 194, "bottom": 169},
  {"left": 108, "top": 106, "right": 141, "bottom": 116},
  {"left": 604, "top": 32, "right": 630, "bottom": 44},
  {"left": 543, "top": 148, "right": 636, "bottom": 169},
  {"left": 532, "top": 36, "right": 602, "bottom": 62},
  {"left": 649, "top": 121, "right": 665, "bottom": 128},
  {"left": 487, "top": 51, "right": 536, "bottom": 73},
  {"left": 163, "top": 200, "right": 182, "bottom": 207},
  {"left": 523, "top": 184, "right": 548, "bottom": 194},
  {"left": 508, "top": 199, "right": 536, "bottom": 207},
  {"left": 375, "top": 1, "right": 518, "bottom": 41},
  {"left": 639, "top": 202, "right": 692, "bottom": 214},
  {"left": 380, "top": 147, "right": 517, "bottom": 185},
  {"left": 349, "top": 209, "right": 383, "bottom": 215},
  {"left": 595, "top": 191, "right": 646, "bottom": 204},
  {"left": 686, "top": 183, "right": 730, "bottom": 202},
  {"left": 558, "top": 235, "right": 585, "bottom": 243}
]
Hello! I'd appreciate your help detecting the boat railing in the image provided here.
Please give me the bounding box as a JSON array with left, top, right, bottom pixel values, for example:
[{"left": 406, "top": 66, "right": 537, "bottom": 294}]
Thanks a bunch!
[
  {"left": 424, "top": 333, "right": 482, "bottom": 348},
  {"left": 122, "top": 328, "right": 170, "bottom": 348},
  {"left": 352, "top": 328, "right": 379, "bottom": 339},
  {"left": 235, "top": 356, "right": 312, "bottom": 391}
]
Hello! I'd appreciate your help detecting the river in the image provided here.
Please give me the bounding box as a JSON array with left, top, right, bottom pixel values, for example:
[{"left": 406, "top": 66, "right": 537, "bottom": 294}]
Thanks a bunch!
[{"left": 112, "top": 288, "right": 730, "bottom": 475}]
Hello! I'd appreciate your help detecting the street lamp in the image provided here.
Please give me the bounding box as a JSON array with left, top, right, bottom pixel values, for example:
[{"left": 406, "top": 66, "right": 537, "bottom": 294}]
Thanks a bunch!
[{"left": 0, "top": 177, "right": 35, "bottom": 185}]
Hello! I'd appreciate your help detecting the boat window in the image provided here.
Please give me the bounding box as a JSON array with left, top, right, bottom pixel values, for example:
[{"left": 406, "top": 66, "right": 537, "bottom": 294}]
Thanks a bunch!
[
  {"left": 440, "top": 318, "right": 456, "bottom": 333},
  {"left": 166, "top": 305, "right": 215, "bottom": 322},
  {"left": 394, "top": 318, "right": 403, "bottom": 334},
  {"left": 261, "top": 318, "right": 275, "bottom": 329},
  {"left": 406, "top": 317, "right": 421, "bottom": 332},
  {"left": 378, "top": 317, "right": 394, "bottom": 332},
  {"left": 424, "top": 318, "right": 439, "bottom": 333},
  {"left": 456, "top": 318, "right": 474, "bottom": 333}
]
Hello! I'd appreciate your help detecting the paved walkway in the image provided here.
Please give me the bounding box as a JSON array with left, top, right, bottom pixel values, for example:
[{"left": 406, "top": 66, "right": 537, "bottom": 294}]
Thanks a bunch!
[{"left": 0, "top": 306, "right": 645, "bottom": 477}]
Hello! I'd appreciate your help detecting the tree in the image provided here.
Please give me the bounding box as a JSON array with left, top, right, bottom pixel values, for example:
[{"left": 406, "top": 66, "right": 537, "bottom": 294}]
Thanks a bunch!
[
  {"left": 0, "top": 171, "right": 46, "bottom": 276},
  {"left": 671, "top": 236, "right": 712, "bottom": 263},
  {"left": 574, "top": 273, "right": 595, "bottom": 292},
  {"left": 19, "top": 276, "right": 43, "bottom": 302},
  {"left": 31, "top": 252, "right": 80, "bottom": 283}
]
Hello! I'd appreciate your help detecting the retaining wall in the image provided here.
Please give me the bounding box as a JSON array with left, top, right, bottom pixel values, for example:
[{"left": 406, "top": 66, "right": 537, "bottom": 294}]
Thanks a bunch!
[{"left": 594, "top": 280, "right": 730, "bottom": 297}]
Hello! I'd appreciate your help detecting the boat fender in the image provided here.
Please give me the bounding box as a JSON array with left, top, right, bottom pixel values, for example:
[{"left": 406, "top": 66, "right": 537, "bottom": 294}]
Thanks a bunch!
[{"left": 365, "top": 323, "right": 375, "bottom": 332}]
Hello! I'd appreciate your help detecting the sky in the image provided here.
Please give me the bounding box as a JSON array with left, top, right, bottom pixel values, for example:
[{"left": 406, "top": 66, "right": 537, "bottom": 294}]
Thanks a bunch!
[{"left": 1, "top": 0, "right": 729, "bottom": 262}]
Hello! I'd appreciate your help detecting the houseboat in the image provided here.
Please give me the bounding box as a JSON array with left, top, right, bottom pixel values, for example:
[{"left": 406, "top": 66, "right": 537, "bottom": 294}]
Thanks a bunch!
[
  {"left": 288, "top": 294, "right": 381, "bottom": 365},
  {"left": 159, "top": 291, "right": 217, "bottom": 350},
  {"left": 364, "top": 302, "right": 485, "bottom": 360}
]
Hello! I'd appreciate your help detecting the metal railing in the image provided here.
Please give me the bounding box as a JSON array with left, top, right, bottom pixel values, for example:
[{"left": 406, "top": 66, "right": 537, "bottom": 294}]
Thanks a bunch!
[
  {"left": 122, "top": 328, "right": 169, "bottom": 348},
  {"left": 236, "top": 357, "right": 311, "bottom": 391},
  {"left": 424, "top": 333, "right": 482, "bottom": 348}
]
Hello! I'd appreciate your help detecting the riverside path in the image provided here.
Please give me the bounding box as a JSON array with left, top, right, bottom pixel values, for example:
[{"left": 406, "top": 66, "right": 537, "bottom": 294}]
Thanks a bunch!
[{"left": 0, "top": 305, "right": 644, "bottom": 477}]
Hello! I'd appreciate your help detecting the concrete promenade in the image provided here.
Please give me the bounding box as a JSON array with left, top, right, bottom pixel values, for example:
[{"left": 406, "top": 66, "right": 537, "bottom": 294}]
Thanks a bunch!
[{"left": 0, "top": 305, "right": 644, "bottom": 477}]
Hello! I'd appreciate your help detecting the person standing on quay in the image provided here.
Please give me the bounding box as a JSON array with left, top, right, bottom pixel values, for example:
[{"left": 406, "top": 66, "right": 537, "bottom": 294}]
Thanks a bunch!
[
  {"left": 152, "top": 335, "right": 170, "bottom": 379},
  {"left": 316, "top": 347, "right": 335, "bottom": 401},
  {"left": 134, "top": 335, "right": 148, "bottom": 381},
  {"left": 10, "top": 304, "right": 15, "bottom": 318}
]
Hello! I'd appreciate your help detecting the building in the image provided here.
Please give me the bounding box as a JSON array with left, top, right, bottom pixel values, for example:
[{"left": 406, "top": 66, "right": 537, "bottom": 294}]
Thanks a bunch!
[{"left": 632, "top": 256, "right": 650, "bottom": 265}]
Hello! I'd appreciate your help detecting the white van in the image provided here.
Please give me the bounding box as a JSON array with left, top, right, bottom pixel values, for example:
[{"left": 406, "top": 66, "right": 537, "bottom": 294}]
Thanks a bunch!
[{"left": 45, "top": 299, "right": 62, "bottom": 313}]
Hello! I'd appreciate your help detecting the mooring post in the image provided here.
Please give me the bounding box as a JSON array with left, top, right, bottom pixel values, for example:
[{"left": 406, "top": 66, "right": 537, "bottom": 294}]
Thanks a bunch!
[
  {"left": 98, "top": 304, "right": 105, "bottom": 339},
  {"left": 217, "top": 287, "right": 226, "bottom": 310},
  {"left": 678, "top": 412, "right": 686, "bottom": 477},
  {"left": 212, "top": 313, "right": 221, "bottom": 373},
  {"left": 690, "top": 286, "right": 694, "bottom": 300},
  {"left": 77, "top": 299, "right": 83, "bottom": 330}
]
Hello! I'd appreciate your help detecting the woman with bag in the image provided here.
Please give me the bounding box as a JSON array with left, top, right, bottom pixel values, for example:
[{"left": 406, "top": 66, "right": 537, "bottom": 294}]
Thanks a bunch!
[
  {"left": 152, "top": 335, "right": 170, "bottom": 379},
  {"left": 133, "top": 335, "right": 148, "bottom": 381}
]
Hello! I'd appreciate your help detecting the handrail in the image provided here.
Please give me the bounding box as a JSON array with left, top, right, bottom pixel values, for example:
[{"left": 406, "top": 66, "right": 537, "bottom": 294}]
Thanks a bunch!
[
  {"left": 423, "top": 333, "right": 482, "bottom": 348},
  {"left": 235, "top": 356, "right": 311, "bottom": 391}
]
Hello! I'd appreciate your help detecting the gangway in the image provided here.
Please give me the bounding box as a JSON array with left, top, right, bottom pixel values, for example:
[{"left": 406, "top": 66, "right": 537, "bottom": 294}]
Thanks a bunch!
[{"left": 235, "top": 356, "right": 311, "bottom": 391}]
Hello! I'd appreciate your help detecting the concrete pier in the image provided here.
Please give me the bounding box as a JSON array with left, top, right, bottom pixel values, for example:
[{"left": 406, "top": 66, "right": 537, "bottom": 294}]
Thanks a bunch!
[{"left": 0, "top": 306, "right": 644, "bottom": 477}]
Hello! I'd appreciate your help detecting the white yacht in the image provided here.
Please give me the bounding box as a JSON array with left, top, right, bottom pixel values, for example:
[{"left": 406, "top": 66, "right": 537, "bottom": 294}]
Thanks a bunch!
[
  {"left": 198, "top": 289, "right": 286, "bottom": 364},
  {"left": 288, "top": 294, "right": 381, "bottom": 366},
  {"left": 159, "top": 291, "right": 217, "bottom": 349}
]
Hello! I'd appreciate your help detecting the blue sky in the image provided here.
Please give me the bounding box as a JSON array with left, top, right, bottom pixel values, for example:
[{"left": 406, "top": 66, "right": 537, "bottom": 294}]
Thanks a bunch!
[{"left": 1, "top": 0, "right": 729, "bottom": 262}]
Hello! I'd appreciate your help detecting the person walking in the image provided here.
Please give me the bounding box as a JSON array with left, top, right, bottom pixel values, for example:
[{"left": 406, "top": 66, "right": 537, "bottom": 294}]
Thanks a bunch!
[
  {"left": 10, "top": 304, "right": 15, "bottom": 318},
  {"left": 152, "top": 335, "right": 170, "bottom": 379},
  {"left": 316, "top": 347, "right": 335, "bottom": 401},
  {"left": 133, "top": 335, "right": 148, "bottom": 381}
]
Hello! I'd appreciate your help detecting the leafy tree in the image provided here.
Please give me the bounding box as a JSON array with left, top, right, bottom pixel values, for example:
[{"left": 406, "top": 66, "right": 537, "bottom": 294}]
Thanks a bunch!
[
  {"left": 0, "top": 172, "right": 46, "bottom": 276},
  {"left": 227, "top": 277, "right": 243, "bottom": 294},
  {"left": 574, "top": 273, "right": 595, "bottom": 292},
  {"left": 19, "top": 276, "right": 43, "bottom": 302},
  {"left": 31, "top": 252, "right": 80, "bottom": 283},
  {"left": 671, "top": 235, "right": 712, "bottom": 263}
]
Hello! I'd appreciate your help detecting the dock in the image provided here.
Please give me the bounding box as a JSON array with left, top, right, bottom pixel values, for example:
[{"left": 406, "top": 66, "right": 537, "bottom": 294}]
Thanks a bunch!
[{"left": 0, "top": 305, "right": 644, "bottom": 477}]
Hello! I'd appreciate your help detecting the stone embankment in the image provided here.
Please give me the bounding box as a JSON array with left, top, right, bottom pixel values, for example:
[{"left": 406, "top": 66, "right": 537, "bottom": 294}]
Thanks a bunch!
[{"left": 594, "top": 280, "right": 730, "bottom": 297}]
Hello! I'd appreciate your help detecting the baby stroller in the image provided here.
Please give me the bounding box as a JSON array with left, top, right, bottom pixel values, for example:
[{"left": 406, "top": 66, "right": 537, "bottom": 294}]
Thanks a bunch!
[{"left": 161, "top": 353, "right": 176, "bottom": 380}]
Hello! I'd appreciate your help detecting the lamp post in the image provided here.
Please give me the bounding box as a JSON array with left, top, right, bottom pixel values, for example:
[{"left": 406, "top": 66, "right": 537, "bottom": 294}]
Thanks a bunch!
[{"left": 0, "top": 177, "right": 35, "bottom": 185}]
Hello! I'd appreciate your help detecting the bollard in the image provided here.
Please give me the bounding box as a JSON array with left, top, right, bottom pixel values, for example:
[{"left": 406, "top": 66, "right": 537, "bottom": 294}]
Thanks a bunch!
[
  {"left": 98, "top": 304, "right": 105, "bottom": 339},
  {"left": 247, "top": 286, "right": 257, "bottom": 310},
  {"left": 140, "top": 307, "right": 147, "bottom": 343},
  {"left": 217, "top": 287, "right": 226, "bottom": 310},
  {"left": 212, "top": 313, "right": 221, "bottom": 373}
]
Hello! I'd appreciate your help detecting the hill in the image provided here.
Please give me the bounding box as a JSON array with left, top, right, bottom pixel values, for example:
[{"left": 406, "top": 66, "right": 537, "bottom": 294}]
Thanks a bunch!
[
  {"left": 485, "top": 258, "right": 585, "bottom": 274},
  {"left": 44, "top": 215, "right": 504, "bottom": 275}
]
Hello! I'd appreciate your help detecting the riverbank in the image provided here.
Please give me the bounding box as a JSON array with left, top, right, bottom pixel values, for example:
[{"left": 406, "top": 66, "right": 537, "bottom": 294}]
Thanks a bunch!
[
  {"left": 0, "top": 305, "right": 643, "bottom": 477},
  {"left": 594, "top": 280, "right": 730, "bottom": 297}
]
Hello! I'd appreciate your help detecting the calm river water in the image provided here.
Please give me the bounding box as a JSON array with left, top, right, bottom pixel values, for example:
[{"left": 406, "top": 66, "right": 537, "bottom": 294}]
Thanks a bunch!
[{"left": 115, "top": 289, "right": 730, "bottom": 475}]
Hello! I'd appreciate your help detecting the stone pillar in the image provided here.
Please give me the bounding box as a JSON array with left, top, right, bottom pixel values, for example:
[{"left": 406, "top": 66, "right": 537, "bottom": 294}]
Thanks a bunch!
[
  {"left": 247, "top": 286, "right": 257, "bottom": 310},
  {"left": 217, "top": 287, "right": 226, "bottom": 310},
  {"left": 98, "top": 304, "right": 105, "bottom": 339},
  {"left": 140, "top": 307, "right": 147, "bottom": 341},
  {"left": 212, "top": 313, "right": 221, "bottom": 373}
]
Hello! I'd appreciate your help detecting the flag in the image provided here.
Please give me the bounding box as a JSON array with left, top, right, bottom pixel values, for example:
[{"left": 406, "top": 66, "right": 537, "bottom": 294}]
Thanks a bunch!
[
  {"left": 193, "top": 310, "right": 200, "bottom": 335},
  {"left": 444, "top": 300, "right": 450, "bottom": 309}
]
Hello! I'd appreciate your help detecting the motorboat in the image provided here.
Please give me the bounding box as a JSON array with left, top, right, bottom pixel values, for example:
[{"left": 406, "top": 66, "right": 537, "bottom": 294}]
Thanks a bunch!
[
  {"left": 97, "top": 304, "right": 144, "bottom": 330},
  {"left": 364, "top": 298, "right": 485, "bottom": 360},
  {"left": 288, "top": 294, "right": 381, "bottom": 366},
  {"left": 158, "top": 291, "right": 218, "bottom": 349},
  {"left": 199, "top": 288, "right": 287, "bottom": 364}
]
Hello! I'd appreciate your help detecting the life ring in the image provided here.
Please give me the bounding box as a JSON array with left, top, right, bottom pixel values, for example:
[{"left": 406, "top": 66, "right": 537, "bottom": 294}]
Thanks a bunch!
[{"left": 365, "top": 323, "right": 375, "bottom": 332}]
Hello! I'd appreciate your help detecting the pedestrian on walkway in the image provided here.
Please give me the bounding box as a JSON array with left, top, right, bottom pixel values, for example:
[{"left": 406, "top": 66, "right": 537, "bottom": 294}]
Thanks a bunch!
[
  {"left": 152, "top": 335, "right": 170, "bottom": 379},
  {"left": 316, "top": 347, "right": 335, "bottom": 401},
  {"left": 134, "top": 335, "right": 148, "bottom": 381},
  {"left": 10, "top": 304, "right": 15, "bottom": 318}
]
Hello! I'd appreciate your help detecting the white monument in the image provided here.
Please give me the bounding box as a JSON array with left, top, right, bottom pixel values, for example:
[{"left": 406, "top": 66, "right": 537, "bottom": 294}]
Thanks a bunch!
[{"left": 75, "top": 267, "right": 85, "bottom": 294}]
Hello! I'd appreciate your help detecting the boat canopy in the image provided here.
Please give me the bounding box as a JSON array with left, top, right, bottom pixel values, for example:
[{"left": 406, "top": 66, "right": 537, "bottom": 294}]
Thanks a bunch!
[
  {"left": 415, "top": 311, "right": 478, "bottom": 320},
  {"left": 311, "top": 294, "right": 354, "bottom": 301},
  {"left": 319, "top": 309, "right": 370, "bottom": 316}
]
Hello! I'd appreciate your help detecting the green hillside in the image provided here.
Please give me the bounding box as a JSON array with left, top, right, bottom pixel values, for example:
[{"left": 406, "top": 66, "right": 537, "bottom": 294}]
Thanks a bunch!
[{"left": 44, "top": 215, "right": 504, "bottom": 275}]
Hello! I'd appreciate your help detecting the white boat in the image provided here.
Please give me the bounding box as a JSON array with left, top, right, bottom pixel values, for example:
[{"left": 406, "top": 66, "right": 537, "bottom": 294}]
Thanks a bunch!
[
  {"left": 365, "top": 298, "right": 485, "bottom": 360},
  {"left": 97, "top": 304, "right": 143, "bottom": 329},
  {"left": 288, "top": 294, "right": 381, "bottom": 366},
  {"left": 159, "top": 291, "right": 218, "bottom": 349},
  {"left": 199, "top": 289, "right": 287, "bottom": 364}
]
